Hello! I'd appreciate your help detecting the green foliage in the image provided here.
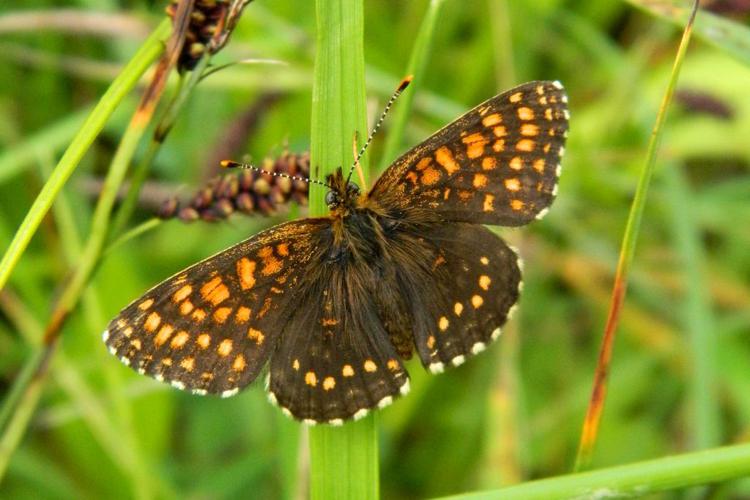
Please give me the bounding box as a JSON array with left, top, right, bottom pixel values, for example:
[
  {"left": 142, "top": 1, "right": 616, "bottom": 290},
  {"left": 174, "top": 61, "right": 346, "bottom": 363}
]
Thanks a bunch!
[{"left": 1, "top": 1, "right": 750, "bottom": 498}]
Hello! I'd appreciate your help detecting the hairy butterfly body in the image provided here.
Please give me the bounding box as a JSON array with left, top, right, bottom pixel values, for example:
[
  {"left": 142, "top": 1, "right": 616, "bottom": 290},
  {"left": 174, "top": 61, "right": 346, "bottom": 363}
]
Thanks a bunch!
[{"left": 104, "top": 80, "right": 569, "bottom": 424}]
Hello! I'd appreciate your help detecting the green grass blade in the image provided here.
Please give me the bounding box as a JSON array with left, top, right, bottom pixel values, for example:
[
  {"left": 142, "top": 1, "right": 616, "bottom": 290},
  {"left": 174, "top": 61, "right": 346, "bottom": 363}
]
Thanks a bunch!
[
  {"left": 378, "top": 0, "right": 446, "bottom": 172},
  {"left": 626, "top": 0, "right": 750, "bottom": 66},
  {"left": 438, "top": 442, "right": 750, "bottom": 500},
  {"left": 0, "top": 107, "right": 90, "bottom": 185},
  {"left": 662, "top": 163, "right": 720, "bottom": 449},
  {"left": 308, "top": 1, "right": 378, "bottom": 499},
  {"left": 0, "top": 18, "right": 171, "bottom": 293}
]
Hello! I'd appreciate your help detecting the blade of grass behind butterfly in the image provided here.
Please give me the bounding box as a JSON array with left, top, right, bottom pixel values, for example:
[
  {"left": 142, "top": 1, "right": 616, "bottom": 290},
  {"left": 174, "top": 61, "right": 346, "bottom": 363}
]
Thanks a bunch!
[
  {"left": 0, "top": 18, "right": 170, "bottom": 294},
  {"left": 377, "top": 0, "right": 446, "bottom": 174},
  {"left": 0, "top": 108, "right": 89, "bottom": 185},
  {"left": 573, "top": 0, "right": 699, "bottom": 471},
  {"left": 661, "top": 162, "right": 720, "bottom": 450},
  {"left": 308, "top": 1, "right": 378, "bottom": 499},
  {"left": 626, "top": 0, "right": 750, "bottom": 68}
]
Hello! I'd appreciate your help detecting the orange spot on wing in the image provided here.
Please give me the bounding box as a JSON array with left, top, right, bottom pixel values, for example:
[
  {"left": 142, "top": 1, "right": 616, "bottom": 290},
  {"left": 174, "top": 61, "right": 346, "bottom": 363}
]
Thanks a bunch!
[
  {"left": 509, "top": 157, "right": 523, "bottom": 170},
  {"left": 472, "top": 295, "right": 484, "bottom": 308},
  {"left": 364, "top": 360, "right": 378, "bottom": 372},
  {"left": 504, "top": 178, "right": 521, "bottom": 191},
  {"left": 483, "top": 194, "right": 495, "bottom": 212},
  {"left": 415, "top": 157, "right": 433, "bottom": 170},
  {"left": 144, "top": 312, "right": 161, "bottom": 332},
  {"left": 533, "top": 158, "right": 546, "bottom": 173},
  {"left": 479, "top": 275, "right": 491, "bottom": 290},
  {"left": 482, "top": 113, "right": 502, "bottom": 127},
  {"left": 171, "top": 331, "right": 189, "bottom": 348},
  {"left": 482, "top": 157, "right": 496, "bottom": 170},
  {"left": 462, "top": 132, "right": 489, "bottom": 159},
  {"left": 201, "top": 276, "right": 230, "bottom": 306},
  {"left": 517, "top": 107, "right": 534, "bottom": 120},
  {"left": 342, "top": 365, "right": 355, "bottom": 377},
  {"left": 305, "top": 371, "right": 317, "bottom": 387},
  {"left": 181, "top": 357, "right": 195, "bottom": 372},
  {"left": 196, "top": 333, "right": 211, "bottom": 349},
  {"left": 276, "top": 243, "right": 289, "bottom": 256},
  {"left": 259, "top": 249, "right": 282, "bottom": 276},
  {"left": 172, "top": 285, "right": 192, "bottom": 303},
  {"left": 247, "top": 327, "right": 265, "bottom": 345},
  {"left": 509, "top": 92, "right": 523, "bottom": 103},
  {"left": 233, "top": 354, "right": 247, "bottom": 372},
  {"left": 154, "top": 324, "right": 174, "bottom": 346},
  {"left": 217, "top": 339, "right": 233, "bottom": 356},
  {"left": 420, "top": 167, "right": 441, "bottom": 185},
  {"left": 192, "top": 308, "right": 207, "bottom": 322},
  {"left": 473, "top": 174, "right": 488, "bottom": 188},
  {"left": 237, "top": 258, "right": 256, "bottom": 290},
  {"left": 521, "top": 123, "right": 539, "bottom": 136},
  {"left": 138, "top": 298, "right": 154, "bottom": 310},
  {"left": 405, "top": 171, "right": 419, "bottom": 185},
  {"left": 179, "top": 300, "right": 194, "bottom": 315},
  {"left": 435, "top": 146, "right": 460, "bottom": 175},
  {"left": 235, "top": 306, "right": 251, "bottom": 323},
  {"left": 213, "top": 307, "right": 232, "bottom": 323},
  {"left": 510, "top": 199, "right": 525, "bottom": 211},
  {"left": 322, "top": 376, "right": 336, "bottom": 391},
  {"left": 516, "top": 139, "right": 535, "bottom": 152}
]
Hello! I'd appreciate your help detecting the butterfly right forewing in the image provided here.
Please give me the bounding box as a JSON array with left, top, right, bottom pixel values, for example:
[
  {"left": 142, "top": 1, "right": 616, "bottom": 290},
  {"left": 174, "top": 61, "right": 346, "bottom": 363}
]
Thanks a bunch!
[{"left": 369, "top": 81, "right": 568, "bottom": 226}]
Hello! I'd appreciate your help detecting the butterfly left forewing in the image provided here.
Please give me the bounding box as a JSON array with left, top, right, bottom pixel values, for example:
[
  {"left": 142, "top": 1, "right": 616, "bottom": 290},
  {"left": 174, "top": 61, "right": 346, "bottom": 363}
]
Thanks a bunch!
[
  {"left": 370, "top": 81, "right": 568, "bottom": 226},
  {"left": 104, "top": 219, "right": 329, "bottom": 396}
]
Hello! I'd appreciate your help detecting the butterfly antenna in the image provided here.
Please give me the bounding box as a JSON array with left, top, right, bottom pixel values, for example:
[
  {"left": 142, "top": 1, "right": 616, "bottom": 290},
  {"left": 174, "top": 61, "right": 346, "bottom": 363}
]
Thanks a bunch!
[
  {"left": 346, "top": 75, "right": 413, "bottom": 184},
  {"left": 221, "top": 160, "right": 332, "bottom": 189}
]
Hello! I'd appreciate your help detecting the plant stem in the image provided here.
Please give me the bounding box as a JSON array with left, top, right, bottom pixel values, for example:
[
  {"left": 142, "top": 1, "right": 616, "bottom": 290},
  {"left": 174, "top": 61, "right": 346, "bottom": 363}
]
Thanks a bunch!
[{"left": 308, "top": 1, "right": 378, "bottom": 499}]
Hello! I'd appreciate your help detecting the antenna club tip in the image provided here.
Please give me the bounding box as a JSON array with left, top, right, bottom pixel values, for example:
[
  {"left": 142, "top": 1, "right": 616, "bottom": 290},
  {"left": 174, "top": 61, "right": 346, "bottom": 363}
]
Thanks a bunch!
[
  {"left": 220, "top": 160, "right": 233, "bottom": 168},
  {"left": 398, "top": 75, "right": 413, "bottom": 91}
]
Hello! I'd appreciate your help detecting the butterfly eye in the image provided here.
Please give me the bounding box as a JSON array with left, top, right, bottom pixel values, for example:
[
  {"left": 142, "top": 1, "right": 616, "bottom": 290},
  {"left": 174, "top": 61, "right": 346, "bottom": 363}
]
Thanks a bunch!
[
  {"left": 325, "top": 190, "right": 338, "bottom": 207},
  {"left": 346, "top": 182, "right": 360, "bottom": 196}
]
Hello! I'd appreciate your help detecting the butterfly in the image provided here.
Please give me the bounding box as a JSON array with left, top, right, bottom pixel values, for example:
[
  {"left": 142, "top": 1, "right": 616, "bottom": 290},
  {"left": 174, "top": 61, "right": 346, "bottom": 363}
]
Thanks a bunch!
[{"left": 103, "top": 80, "right": 569, "bottom": 425}]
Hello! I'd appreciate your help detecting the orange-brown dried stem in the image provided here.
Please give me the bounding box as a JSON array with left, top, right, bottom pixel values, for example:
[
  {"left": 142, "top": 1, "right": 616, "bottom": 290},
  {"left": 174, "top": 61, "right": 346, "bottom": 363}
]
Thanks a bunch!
[{"left": 158, "top": 151, "right": 310, "bottom": 222}]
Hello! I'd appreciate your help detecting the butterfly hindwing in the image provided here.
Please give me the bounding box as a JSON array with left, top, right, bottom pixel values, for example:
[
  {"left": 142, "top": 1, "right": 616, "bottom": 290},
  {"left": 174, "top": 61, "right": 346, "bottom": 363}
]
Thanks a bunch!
[
  {"left": 267, "top": 248, "right": 410, "bottom": 424},
  {"left": 395, "top": 223, "right": 522, "bottom": 372},
  {"left": 104, "top": 219, "right": 329, "bottom": 396},
  {"left": 370, "top": 81, "right": 568, "bottom": 225}
]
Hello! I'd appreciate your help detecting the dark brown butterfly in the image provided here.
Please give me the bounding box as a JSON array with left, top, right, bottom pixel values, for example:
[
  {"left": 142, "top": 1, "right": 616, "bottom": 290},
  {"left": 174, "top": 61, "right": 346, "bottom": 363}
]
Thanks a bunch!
[{"left": 103, "top": 80, "right": 569, "bottom": 425}]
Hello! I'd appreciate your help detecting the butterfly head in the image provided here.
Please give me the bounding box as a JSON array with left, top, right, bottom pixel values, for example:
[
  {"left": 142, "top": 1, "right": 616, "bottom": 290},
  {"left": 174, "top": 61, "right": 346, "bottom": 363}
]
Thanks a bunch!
[{"left": 325, "top": 169, "right": 362, "bottom": 215}]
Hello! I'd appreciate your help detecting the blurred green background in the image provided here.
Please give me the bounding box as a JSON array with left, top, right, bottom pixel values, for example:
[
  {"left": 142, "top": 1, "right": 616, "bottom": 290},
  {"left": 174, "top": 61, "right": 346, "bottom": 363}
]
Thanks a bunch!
[{"left": 1, "top": 0, "right": 750, "bottom": 498}]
